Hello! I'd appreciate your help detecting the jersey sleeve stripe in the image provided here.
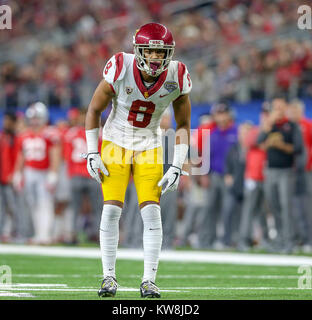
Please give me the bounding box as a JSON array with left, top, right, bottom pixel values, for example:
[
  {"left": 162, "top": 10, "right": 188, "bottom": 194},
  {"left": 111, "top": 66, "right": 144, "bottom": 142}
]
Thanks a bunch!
[
  {"left": 108, "top": 83, "right": 116, "bottom": 94},
  {"left": 178, "top": 62, "right": 186, "bottom": 93},
  {"left": 113, "top": 52, "right": 124, "bottom": 83}
]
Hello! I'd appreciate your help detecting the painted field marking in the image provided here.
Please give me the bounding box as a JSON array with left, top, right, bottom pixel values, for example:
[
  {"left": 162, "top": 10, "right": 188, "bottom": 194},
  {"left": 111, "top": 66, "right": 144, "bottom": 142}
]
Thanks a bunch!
[
  {"left": 12, "top": 273, "right": 300, "bottom": 280},
  {"left": 2, "top": 287, "right": 189, "bottom": 293},
  {"left": 0, "top": 291, "right": 35, "bottom": 298},
  {"left": 3, "top": 286, "right": 312, "bottom": 292},
  {"left": 163, "top": 286, "right": 312, "bottom": 290},
  {"left": 11, "top": 283, "right": 68, "bottom": 287},
  {"left": 1, "top": 244, "right": 312, "bottom": 266},
  {"left": 13, "top": 274, "right": 83, "bottom": 278},
  {"left": 129, "top": 274, "right": 299, "bottom": 279}
]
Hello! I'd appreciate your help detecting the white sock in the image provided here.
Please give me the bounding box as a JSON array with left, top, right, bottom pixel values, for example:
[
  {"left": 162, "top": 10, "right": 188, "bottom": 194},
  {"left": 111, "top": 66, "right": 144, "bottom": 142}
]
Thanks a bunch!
[
  {"left": 141, "top": 204, "right": 163, "bottom": 283},
  {"left": 99, "top": 204, "right": 122, "bottom": 278}
]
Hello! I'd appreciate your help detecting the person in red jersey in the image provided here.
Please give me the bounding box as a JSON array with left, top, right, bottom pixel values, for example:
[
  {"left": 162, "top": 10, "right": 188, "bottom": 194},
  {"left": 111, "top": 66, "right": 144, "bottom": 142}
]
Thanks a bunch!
[
  {"left": 64, "top": 109, "right": 103, "bottom": 243},
  {"left": 13, "top": 102, "right": 61, "bottom": 245},
  {"left": 0, "top": 111, "right": 20, "bottom": 241},
  {"left": 191, "top": 112, "right": 217, "bottom": 157},
  {"left": 238, "top": 104, "right": 270, "bottom": 251}
]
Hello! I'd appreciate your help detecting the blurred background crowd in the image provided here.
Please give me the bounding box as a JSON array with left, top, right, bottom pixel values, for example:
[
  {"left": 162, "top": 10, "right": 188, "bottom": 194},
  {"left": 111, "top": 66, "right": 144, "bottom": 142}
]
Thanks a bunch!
[
  {"left": 1, "top": 0, "right": 312, "bottom": 253},
  {"left": 1, "top": 0, "right": 312, "bottom": 108}
]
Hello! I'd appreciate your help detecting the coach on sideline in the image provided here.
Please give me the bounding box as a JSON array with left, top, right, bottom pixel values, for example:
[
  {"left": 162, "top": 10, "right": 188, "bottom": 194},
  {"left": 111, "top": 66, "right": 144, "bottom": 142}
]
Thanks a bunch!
[{"left": 257, "top": 96, "right": 304, "bottom": 253}]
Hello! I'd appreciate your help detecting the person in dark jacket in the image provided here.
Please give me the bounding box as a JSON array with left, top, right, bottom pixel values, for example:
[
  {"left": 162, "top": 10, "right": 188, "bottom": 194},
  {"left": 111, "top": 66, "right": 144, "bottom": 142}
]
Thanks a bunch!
[
  {"left": 287, "top": 99, "right": 312, "bottom": 251},
  {"left": 198, "top": 101, "right": 238, "bottom": 248},
  {"left": 257, "top": 96, "right": 304, "bottom": 253}
]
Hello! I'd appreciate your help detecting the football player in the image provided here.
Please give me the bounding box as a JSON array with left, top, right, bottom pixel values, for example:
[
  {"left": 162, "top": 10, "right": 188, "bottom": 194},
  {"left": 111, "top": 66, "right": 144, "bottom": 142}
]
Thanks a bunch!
[
  {"left": 13, "top": 102, "right": 61, "bottom": 244},
  {"left": 85, "top": 23, "right": 192, "bottom": 298},
  {"left": 64, "top": 109, "right": 103, "bottom": 243}
]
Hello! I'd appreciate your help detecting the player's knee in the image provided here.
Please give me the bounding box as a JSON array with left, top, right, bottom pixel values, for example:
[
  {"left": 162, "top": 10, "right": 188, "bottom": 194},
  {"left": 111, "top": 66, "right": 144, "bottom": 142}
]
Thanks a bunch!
[
  {"left": 140, "top": 204, "right": 162, "bottom": 236},
  {"left": 104, "top": 200, "right": 123, "bottom": 209},
  {"left": 139, "top": 201, "right": 159, "bottom": 210},
  {"left": 101, "top": 203, "right": 122, "bottom": 224}
]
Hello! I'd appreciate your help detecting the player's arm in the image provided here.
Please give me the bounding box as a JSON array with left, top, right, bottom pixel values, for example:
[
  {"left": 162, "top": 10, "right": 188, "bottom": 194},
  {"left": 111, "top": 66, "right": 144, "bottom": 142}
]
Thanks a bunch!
[
  {"left": 172, "top": 94, "right": 191, "bottom": 147},
  {"left": 85, "top": 79, "right": 115, "bottom": 130},
  {"left": 158, "top": 94, "right": 191, "bottom": 195},
  {"left": 85, "top": 79, "right": 114, "bottom": 183}
]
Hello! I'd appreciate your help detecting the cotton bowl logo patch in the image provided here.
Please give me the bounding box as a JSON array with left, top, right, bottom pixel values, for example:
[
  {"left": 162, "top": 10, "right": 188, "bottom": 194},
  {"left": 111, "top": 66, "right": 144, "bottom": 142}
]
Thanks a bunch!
[
  {"left": 126, "top": 87, "right": 133, "bottom": 95},
  {"left": 164, "top": 81, "right": 178, "bottom": 93}
]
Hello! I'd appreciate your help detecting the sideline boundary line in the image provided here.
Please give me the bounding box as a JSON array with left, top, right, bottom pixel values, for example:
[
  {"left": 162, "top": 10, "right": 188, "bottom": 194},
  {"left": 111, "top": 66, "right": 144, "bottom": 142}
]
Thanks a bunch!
[{"left": 1, "top": 244, "right": 312, "bottom": 266}]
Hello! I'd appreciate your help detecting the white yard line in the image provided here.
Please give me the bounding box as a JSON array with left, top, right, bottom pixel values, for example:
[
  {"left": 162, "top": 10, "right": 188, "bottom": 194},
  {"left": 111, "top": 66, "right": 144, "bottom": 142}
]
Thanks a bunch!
[
  {"left": 1, "top": 244, "right": 312, "bottom": 266},
  {"left": 133, "top": 274, "right": 299, "bottom": 279},
  {"left": 165, "top": 287, "right": 312, "bottom": 290},
  {"left": 13, "top": 274, "right": 66, "bottom": 278},
  {"left": 13, "top": 273, "right": 299, "bottom": 279},
  {"left": 0, "top": 291, "right": 35, "bottom": 298},
  {"left": 2, "top": 287, "right": 188, "bottom": 293},
  {"left": 11, "top": 283, "right": 68, "bottom": 287},
  {"left": 2, "top": 286, "right": 310, "bottom": 292},
  {"left": 13, "top": 274, "right": 83, "bottom": 278}
]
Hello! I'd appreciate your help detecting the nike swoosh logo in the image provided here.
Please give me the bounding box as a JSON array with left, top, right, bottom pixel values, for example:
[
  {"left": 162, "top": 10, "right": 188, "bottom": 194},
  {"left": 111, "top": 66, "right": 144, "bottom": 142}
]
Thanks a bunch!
[
  {"left": 149, "top": 228, "right": 161, "bottom": 231},
  {"left": 159, "top": 94, "right": 169, "bottom": 98},
  {"left": 89, "top": 158, "right": 96, "bottom": 173},
  {"left": 169, "top": 172, "right": 179, "bottom": 187}
]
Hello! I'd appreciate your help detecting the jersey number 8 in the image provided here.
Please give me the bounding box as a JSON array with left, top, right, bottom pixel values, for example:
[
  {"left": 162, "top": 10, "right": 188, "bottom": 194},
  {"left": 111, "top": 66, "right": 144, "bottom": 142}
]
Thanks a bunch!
[{"left": 127, "top": 100, "right": 155, "bottom": 128}]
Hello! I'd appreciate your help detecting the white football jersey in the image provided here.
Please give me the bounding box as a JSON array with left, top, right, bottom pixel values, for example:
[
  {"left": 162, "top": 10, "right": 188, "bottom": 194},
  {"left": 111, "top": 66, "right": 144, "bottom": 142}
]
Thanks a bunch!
[{"left": 102, "top": 52, "right": 192, "bottom": 151}]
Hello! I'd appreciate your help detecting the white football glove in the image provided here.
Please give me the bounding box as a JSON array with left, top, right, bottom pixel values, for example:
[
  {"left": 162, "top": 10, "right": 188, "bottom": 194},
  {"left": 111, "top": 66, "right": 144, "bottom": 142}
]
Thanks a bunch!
[
  {"left": 86, "top": 152, "right": 109, "bottom": 184},
  {"left": 158, "top": 165, "right": 189, "bottom": 195}
]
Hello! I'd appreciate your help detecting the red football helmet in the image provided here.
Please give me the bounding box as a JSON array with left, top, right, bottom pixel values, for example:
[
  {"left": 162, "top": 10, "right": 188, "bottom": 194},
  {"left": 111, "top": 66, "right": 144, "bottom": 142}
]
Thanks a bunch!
[{"left": 133, "top": 23, "right": 175, "bottom": 77}]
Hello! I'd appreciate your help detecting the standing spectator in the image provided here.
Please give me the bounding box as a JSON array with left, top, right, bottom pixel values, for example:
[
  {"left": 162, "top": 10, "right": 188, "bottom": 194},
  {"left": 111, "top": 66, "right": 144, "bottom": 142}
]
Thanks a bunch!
[
  {"left": 257, "top": 96, "right": 304, "bottom": 253},
  {"left": 222, "top": 122, "right": 252, "bottom": 248},
  {"left": 64, "top": 109, "right": 103, "bottom": 243},
  {"left": 238, "top": 104, "right": 270, "bottom": 251},
  {"left": 287, "top": 99, "right": 312, "bottom": 250},
  {"left": 191, "top": 112, "right": 217, "bottom": 157},
  {"left": 13, "top": 102, "right": 61, "bottom": 244},
  {"left": 0, "top": 111, "right": 19, "bottom": 241},
  {"left": 198, "top": 101, "right": 238, "bottom": 248}
]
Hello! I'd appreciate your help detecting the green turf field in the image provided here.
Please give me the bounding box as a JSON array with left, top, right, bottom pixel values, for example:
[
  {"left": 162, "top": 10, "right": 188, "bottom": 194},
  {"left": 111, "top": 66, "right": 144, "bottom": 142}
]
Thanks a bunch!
[{"left": 0, "top": 253, "right": 311, "bottom": 300}]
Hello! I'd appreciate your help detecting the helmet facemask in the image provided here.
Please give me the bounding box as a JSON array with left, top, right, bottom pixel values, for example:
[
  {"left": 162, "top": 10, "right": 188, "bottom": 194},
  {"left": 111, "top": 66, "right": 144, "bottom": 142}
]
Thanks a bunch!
[{"left": 133, "top": 39, "right": 175, "bottom": 77}]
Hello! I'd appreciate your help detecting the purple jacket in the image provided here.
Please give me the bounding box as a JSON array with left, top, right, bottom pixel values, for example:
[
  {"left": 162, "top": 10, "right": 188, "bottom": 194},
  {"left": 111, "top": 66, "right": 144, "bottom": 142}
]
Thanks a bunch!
[{"left": 208, "top": 124, "right": 238, "bottom": 174}]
